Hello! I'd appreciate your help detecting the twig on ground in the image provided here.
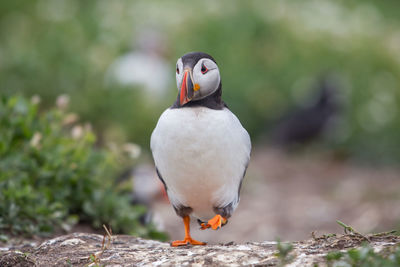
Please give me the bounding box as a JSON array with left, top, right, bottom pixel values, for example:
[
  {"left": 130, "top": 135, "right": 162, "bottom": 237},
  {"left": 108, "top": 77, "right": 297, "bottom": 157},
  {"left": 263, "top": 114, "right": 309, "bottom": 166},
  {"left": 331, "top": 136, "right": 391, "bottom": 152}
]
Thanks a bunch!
[
  {"left": 336, "top": 220, "right": 371, "bottom": 242},
  {"left": 85, "top": 225, "right": 113, "bottom": 267},
  {"left": 371, "top": 230, "right": 397, "bottom": 237}
]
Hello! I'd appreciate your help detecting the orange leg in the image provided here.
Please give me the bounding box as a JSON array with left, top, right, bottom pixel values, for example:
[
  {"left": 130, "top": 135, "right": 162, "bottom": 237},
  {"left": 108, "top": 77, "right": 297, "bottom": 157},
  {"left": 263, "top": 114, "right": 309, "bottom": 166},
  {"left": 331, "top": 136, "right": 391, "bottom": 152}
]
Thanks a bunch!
[
  {"left": 171, "top": 216, "right": 206, "bottom": 247},
  {"left": 200, "top": 214, "right": 227, "bottom": 230}
]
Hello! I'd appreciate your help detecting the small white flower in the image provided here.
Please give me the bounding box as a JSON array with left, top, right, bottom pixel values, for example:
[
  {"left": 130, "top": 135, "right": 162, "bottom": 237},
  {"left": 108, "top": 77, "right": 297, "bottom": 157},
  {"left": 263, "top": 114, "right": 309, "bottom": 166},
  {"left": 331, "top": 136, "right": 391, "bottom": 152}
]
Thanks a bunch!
[
  {"left": 56, "top": 94, "right": 70, "bottom": 110},
  {"left": 71, "top": 125, "right": 83, "bottom": 139},
  {"left": 122, "top": 143, "right": 141, "bottom": 159},
  {"left": 30, "top": 132, "right": 42, "bottom": 148},
  {"left": 62, "top": 113, "right": 79, "bottom": 125},
  {"left": 31, "top": 95, "right": 41, "bottom": 105}
]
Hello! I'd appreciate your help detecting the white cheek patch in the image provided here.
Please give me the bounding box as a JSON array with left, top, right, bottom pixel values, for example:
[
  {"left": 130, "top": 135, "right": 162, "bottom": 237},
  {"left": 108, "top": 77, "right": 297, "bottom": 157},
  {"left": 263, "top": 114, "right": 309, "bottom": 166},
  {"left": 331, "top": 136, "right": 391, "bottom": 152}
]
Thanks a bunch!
[
  {"left": 193, "top": 59, "right": 220, "bottom": 99},
  {"left": 176, "top": 74, "right": 181, "bottom": 90},
  {"left": 176, "top": 58, "right": 183, "bottom": 91},
  {"left": 197, "top": 71, "right": 220, "bottom": 98}
]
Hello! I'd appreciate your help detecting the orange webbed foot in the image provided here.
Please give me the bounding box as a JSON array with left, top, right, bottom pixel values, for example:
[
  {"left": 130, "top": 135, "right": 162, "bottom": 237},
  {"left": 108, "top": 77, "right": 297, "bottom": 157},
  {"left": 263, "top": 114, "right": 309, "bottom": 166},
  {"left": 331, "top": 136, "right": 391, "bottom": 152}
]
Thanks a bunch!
[
  {"left": 171, "top": 215, "right": 206, "bottom": 247},
  {"left": 200, "top": 214, "right": 227, "bottom": 230},
  {"left": 200, "top": 222, "right": 209, "bottom": 230},
  {"left": 171, "top": 237, "right": 206, "bottom": 247}
]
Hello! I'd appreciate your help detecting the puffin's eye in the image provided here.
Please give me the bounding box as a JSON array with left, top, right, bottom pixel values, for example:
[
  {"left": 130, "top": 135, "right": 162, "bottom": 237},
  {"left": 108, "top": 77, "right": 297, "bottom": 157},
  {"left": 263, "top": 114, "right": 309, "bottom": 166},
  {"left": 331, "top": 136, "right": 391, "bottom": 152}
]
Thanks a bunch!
[
  {"left": 201, "top": 63, "right": 208, "bottom": 74},
  {"left": 176, "top": 65, "right": 180, "bottom": 74}
]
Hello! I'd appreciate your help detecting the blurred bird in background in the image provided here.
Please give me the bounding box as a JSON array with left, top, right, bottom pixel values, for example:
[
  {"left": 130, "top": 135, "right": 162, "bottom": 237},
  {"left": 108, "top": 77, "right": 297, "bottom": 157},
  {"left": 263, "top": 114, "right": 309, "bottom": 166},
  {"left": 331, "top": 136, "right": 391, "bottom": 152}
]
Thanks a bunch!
[
  {"left": 271, "top": 74, "right": 340, "bottom": 149},
  {"left": 106, "top": 26, "right": 171, "bottom": 98}
]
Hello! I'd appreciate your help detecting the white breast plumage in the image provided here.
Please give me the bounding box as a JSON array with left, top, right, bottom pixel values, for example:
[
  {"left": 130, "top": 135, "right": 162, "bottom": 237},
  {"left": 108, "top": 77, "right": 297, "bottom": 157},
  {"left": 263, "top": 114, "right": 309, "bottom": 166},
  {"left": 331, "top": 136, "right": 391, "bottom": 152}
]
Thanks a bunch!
[{"left": 150, "top": 106, "right": 251, "bottom": 220}]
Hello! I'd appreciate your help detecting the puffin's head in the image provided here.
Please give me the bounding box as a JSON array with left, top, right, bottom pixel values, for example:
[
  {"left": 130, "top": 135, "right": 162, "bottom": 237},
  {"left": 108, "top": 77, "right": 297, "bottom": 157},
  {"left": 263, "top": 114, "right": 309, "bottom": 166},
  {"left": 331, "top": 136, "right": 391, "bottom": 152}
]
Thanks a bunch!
[{"left": 176, "top": 52, "right": 221, "bottom": 106}]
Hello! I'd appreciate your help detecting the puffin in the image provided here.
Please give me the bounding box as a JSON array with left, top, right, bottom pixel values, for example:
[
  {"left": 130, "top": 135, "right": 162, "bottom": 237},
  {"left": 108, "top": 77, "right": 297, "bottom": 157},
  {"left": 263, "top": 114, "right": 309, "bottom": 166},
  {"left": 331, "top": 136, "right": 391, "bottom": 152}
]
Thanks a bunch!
[
  {"left": 271, "top": 75, "right": 339, "bottom": 147},
  {"left": 150, "top": 52, "right": 251, "bottom": 246}
]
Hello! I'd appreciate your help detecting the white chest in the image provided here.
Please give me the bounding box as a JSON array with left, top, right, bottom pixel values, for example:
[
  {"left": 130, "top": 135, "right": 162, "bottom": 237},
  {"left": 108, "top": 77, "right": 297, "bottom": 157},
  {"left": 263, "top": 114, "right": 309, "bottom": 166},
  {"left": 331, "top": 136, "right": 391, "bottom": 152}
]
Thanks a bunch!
[{"left": 151, "top": 107, "right": 251, "bottom": 220}]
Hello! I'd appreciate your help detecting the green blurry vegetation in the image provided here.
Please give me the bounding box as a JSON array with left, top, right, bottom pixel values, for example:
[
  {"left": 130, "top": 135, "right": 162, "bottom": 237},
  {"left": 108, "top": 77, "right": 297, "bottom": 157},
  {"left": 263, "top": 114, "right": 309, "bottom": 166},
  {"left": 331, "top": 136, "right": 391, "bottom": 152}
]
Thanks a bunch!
[
  {"left": 326, "top": 245, "right": 400, "bottom": 267},
  {"left": 0, "top": 95, "right": 165, "bottom": 240},
  {"left": 276, "top": 239, "right": 295, "bottom": 266},
  {"left": 0, "top": 0, "right": 400, "bottom": 164}
]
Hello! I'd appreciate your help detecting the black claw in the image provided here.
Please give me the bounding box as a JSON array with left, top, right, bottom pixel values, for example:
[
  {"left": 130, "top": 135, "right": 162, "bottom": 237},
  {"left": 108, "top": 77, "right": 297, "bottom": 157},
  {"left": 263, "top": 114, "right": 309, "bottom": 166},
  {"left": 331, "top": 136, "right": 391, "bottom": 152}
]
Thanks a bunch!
[{"left": 197, "top": 218, "right": 206, "bottom": 226}]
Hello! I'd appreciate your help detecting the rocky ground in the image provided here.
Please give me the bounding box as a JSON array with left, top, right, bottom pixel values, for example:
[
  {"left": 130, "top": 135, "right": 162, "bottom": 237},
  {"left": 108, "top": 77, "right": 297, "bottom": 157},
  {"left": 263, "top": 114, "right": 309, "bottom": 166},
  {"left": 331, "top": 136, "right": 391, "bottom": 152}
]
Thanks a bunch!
[{"left": 0, "top": 232, "right": 399, "bottom": 266}]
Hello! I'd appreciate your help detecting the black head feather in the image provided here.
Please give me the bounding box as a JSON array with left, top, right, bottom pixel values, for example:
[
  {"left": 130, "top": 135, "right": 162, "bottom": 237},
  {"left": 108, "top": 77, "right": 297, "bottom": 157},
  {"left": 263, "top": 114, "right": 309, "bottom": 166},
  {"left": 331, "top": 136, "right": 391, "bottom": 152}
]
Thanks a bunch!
[
  {"left": 181, "top": 51, "right": 217, "bottom": 68},
  {"left": 172, "top": 52, "right": 226, "bottom": 110}
]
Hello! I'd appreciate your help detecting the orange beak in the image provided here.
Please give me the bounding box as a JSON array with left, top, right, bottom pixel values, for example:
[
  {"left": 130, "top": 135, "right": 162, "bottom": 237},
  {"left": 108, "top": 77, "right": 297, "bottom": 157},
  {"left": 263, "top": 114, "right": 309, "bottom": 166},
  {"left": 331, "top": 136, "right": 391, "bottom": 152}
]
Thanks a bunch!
[{"left": 179, "top": 70, "right": 194, "bottom": 106}]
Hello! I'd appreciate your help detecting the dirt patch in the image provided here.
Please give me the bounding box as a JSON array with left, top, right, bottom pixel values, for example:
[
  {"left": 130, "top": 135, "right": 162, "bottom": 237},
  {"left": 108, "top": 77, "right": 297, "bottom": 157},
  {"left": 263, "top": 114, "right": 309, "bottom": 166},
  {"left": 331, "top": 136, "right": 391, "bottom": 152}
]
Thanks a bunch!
[
  {"left": 0, "top": 232, "right": 398, "bottom": 266},
  {"left": 0, "top": 251, "right": 36, "bottom": 267}
]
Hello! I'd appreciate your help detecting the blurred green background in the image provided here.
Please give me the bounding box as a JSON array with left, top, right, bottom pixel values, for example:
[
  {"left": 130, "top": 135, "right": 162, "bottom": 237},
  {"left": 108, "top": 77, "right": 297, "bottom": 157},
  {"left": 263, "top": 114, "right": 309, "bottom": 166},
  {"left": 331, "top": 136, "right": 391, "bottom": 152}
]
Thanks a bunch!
[
  {"left": 1, "top": 0, "right": 400, "bottom": 163},
  {"left": 1, "top": 0, "right": 400, "bottom": 241}
]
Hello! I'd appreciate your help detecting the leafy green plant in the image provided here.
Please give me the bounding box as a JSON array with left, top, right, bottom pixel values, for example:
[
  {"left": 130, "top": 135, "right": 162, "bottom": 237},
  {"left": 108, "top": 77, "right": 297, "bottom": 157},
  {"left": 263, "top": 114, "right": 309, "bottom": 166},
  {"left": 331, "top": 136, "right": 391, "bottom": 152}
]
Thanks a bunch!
[
  {"left": 326, "top": 245, "right": 400, "bottom": 267},
  {"left": 276, "top": 239, "right": 295, "bottom": 266},
  {"left": 0, "top": 95, "right": 165, "bottom": 240},
  {"left": 336, "top": 220, "right": 370, "bottom": 242}
]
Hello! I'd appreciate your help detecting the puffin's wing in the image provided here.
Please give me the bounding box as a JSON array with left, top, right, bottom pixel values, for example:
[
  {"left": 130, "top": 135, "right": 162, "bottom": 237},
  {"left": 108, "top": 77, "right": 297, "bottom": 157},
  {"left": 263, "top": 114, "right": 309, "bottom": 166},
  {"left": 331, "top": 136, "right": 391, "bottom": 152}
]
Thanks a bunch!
[
  {"left": 155, "top": 167, "right": 167, "bottom": 191},
  {"left": 151, "top": 129, "right": 168, "bottom": 193},
  {"left": 238, "top": 157, "right": 250, "bottom": 199},
  {"left": 233, "top": 110, "right": 251, "bottom": 200}
]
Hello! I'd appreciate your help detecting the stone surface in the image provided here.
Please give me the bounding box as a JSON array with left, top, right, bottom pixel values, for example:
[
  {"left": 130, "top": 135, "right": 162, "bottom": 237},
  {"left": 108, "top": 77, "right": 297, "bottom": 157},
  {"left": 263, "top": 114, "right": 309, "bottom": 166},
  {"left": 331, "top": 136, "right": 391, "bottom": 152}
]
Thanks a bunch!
[{"left": 0, "top": 232, "right": 399, "bottom": 266}]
